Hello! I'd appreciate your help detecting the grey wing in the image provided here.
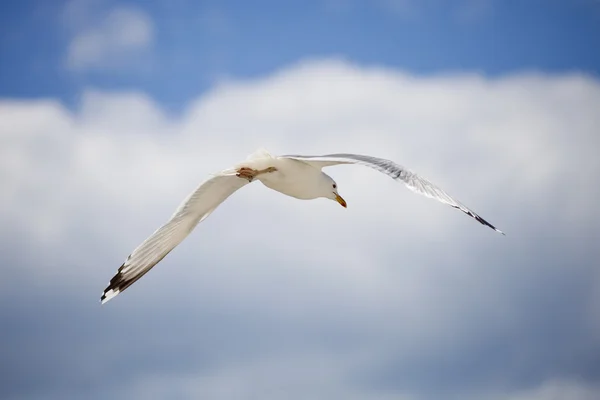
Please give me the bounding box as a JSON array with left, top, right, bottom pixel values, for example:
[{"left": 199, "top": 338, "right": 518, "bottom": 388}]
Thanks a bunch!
[
  {"left": 100, "top": 171, "right": 250, "bottom": 304},
  {"left": 281, "top": 153, "right": 504, "bottom": 235}
]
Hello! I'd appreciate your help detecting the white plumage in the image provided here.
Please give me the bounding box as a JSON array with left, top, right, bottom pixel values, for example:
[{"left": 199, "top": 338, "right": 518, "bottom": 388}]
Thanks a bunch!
[{"left": 101, "top": 148, "right": 503, "bottom": 304}]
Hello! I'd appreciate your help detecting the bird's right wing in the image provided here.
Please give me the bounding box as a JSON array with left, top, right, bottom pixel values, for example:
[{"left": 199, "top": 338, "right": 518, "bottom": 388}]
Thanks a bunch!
[
  {"left": 281, "top": 153, "right": 504, "bottom": 235},
  {"left": 100, "top": 170, "right": 250, "bottom": 304}
]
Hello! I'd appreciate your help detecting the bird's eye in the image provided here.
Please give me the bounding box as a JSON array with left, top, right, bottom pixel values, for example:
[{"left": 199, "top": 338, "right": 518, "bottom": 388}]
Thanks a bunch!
[{"left": 333, "top": 183, "right": 337, "bottom": 189}]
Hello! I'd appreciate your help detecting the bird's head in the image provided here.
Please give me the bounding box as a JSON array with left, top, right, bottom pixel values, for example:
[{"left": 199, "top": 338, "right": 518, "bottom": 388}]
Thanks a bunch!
[{"left": 320, "top": 173, "right": 346, "bottom": 208}]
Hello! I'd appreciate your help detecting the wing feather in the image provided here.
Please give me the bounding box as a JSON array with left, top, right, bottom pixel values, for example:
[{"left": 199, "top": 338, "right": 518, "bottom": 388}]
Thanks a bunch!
[
  {"left": 100, "top": 171, "right": 250, "bottom": 304},
  {"left": 281, "top": 153, "right": 504, "bottom": 234}
]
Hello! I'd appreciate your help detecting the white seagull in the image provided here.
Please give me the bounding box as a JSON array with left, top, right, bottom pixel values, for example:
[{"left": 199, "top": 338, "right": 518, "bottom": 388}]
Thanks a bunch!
[{"left": 100, "top": 148, "right": 503, "bottom": 304}]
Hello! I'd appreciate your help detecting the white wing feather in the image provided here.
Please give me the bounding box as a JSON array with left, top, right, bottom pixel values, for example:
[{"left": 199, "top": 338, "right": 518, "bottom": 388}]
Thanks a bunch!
[
  {"left": 100, "top": 170, "right": 250, "bottom": 304},
  {"left": 101, "top": 150, "right": 502, "bottom": 304},
  {"left": 281, "top": 153, "right": 504, "bottom": 234}
]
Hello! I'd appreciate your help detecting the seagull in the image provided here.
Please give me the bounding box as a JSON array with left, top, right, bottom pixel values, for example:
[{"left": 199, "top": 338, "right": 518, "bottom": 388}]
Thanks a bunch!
[{"left": 100, "top": 148, "right": 503, "bottom": 304}]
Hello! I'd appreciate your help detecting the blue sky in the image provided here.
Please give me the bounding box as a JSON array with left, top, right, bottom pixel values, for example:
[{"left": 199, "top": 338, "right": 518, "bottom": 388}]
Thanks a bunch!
[
  {"left": 1, "top": 0, "right": 600, "bottom": 110},
  {"left": 2, "top": 1, "right": 600, "bottom": 400}
]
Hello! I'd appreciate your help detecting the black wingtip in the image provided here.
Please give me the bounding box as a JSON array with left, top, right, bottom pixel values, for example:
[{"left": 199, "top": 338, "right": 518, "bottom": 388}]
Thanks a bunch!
[
  {"left": 453, "top": 205, "right": 504, "bottom": 235},
  {"left": 474, "top": 214, "right": 505, "bottom": 235},
  {"left": 100, "top": 250, "right": 171, "bottom": 305},
  {"left": 100, "top": 262, "right": 130, "bottom": 304}
]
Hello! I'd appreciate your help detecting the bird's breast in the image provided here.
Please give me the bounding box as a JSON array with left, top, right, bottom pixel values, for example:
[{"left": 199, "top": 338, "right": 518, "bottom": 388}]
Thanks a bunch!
[{"left": 257, "top": 158, "right": 320, "bottom": 200}]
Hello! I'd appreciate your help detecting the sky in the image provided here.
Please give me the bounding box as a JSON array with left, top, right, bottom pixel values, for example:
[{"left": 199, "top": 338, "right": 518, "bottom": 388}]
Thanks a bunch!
[
  {"left": 1, "top": 1, "right": 600, "bottom": 399},
  {"left": 2, "top": 0, "right": 600, "bottom": 110}
]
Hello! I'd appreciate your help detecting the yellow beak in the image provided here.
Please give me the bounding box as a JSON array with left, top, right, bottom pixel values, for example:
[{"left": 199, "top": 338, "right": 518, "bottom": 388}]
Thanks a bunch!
[{"left": 334, "top": 193, "right": 347, "bottom": 208}]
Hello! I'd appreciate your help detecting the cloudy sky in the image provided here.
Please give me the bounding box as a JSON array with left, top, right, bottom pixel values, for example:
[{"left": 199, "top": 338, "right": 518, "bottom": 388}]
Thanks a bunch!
[{"left": 1, "top": 1, "right": 600, "bottom": 399}]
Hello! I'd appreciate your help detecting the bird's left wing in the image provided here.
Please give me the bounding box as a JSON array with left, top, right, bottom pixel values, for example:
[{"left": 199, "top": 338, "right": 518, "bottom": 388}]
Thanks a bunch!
[
  {"left": 280, "top": 153, "right": 504, "bottom": 234},
  {"left": 100, "top": 170, "right": 250, "bottom": 304}
]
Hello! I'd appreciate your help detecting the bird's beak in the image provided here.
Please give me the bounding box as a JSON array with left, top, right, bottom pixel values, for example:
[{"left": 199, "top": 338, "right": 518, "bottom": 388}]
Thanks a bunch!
[{"left": 334, "top": 193, "right": 347, "bottom": 208}]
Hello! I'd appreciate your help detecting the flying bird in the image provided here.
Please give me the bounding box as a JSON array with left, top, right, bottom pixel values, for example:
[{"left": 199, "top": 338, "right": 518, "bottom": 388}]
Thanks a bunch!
[{"left": 101, "top": 148, "right": 503, "bottom": 304}]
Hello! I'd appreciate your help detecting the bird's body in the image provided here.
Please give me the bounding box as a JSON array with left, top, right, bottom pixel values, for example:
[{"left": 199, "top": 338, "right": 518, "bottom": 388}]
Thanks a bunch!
[
  {"left": 247, "top": 155, "right": 331, "bottom": 200},
  {"left": 100, "top": 148, "right": 503, "bottom": 304}
]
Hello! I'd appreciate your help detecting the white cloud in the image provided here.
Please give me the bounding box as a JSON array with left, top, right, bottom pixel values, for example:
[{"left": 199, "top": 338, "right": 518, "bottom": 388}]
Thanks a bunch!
[
  {"left": 1, "top": 59, "right": 599, "bottom": 399},
  {"left": 3, "top": 58, "right": 599, "bottom": 293},
  {"left": 2, "top": 58, "right": 599, "bottom": 298},
  {"left": 64, "top": 2, "right": 154, "bottom": 71}
]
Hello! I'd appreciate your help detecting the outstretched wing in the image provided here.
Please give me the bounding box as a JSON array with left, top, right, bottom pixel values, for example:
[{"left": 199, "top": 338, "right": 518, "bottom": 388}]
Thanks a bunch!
[
  {"left": 281, "top": 153, "right": 504, "bottom": 235},
  {"left": 101, "top": 170, "right": 250, "bottom": 304}
]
